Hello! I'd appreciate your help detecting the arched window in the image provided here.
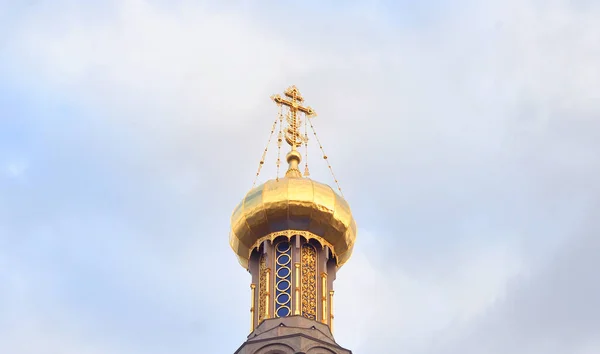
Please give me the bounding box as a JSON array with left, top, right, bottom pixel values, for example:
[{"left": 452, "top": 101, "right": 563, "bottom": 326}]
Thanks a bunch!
[{"left": 274, "top": 241, "right": 292, "bottom": 317}]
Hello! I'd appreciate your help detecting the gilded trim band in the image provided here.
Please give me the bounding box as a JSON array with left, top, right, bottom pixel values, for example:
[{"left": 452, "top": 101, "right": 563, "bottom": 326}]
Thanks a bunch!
[
  {"left": 265, "top": 268, "right": 271, "bottom": 319},
  {"left": 321, "top": 273, "right": 327, "bottom": 324},
  {"left": 258, "top": 255, "right": 267, "bottom": 322},
  {"left": 294, "top": 263, "right": 300, "bottom": 315},
  {"left": 250, "top": 284, "right": 256, "bottom": 331},
  {"left": 249, "top": 230, "right": 337, "bottom": 264},
  {"left": 329, "top": 290, "right": 334, "bottom": 333}
]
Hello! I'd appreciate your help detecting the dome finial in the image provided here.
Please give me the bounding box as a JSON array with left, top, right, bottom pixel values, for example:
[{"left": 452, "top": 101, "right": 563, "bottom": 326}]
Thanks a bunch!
[{"left": 271, "top": 85, "right": 317, "bottom": 178}]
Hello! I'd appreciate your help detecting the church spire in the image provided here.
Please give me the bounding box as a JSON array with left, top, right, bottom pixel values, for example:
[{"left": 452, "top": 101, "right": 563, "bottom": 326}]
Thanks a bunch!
[{"left": 230, "top": 85, "right": 356, "bottom": 354}]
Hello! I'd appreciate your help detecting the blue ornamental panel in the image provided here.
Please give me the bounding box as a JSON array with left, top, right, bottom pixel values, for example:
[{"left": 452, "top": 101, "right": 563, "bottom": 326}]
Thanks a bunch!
[{"left": 274, "top": 241, "right": 292, "bottom": 317}]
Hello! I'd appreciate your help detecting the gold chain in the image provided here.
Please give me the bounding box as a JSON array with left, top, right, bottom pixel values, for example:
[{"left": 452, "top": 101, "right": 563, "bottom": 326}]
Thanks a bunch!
[
  {"left": 276, "top": 106, "right": 284, "bottom": 181},
  {"left": 308, "top": 118, "right": 344, "bottom": 197},
  {"left": 252, "top": 116, "right": 279, "bottom": 189},
  {"left": 304, "top": 111, "right": 310, "bottom": 176}
]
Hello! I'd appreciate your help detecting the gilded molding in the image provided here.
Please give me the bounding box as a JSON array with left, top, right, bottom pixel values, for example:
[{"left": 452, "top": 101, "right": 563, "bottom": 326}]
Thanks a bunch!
[
  {"left": 249, "top": 230, "right": 336, "bottom": 264},
  {"left": 265, "top": 268, "right": 271, "bottom": 319},
  {"left": 294, "top": 263, "right": 300, "bottom": 315},
  {"left": 250, "top": 283, "right": 256, "bottom": 331},
  {"left": 329, "top": 290, "right": 335, "bottom": 334},
  {"left": 321, "top": 272, "right": 328, "bottom": 324},
  {"left": 258, "top": 255, "right": 267, "bottom": 323},
  {"left": 301, "top": 243, "right": 317, "bottom": 320}
]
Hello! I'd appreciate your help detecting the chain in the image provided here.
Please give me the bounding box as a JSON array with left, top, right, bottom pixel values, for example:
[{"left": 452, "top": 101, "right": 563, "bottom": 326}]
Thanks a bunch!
[
  {"left": 276, "top": 106, "right": 284, "bottom": 181},
  {"left": 303, "top": 112, "right": 310, "bottom": 177},
  {"left": 307, "top": 118, "right": 344, "bottom": 197},
  {"left": 252, "top": 115, "right": 279, "bottom": 189}
]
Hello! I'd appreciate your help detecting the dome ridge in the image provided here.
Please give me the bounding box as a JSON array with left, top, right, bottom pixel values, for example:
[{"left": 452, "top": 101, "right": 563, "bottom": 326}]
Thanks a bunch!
[{"left": 230, "top": 176, "right": 356, "bottom": 269}]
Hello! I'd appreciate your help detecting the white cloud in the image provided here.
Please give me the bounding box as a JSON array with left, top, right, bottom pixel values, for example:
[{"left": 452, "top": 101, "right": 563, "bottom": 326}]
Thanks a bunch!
[
  {"left": 3, "top": 160, "right": 28, "bottom": 179},
  {"left": 334, "top": 228, "right": 525, "bottom": 352},
  {"left": 0, "top": 248, "right": 136, "bottom": 354},
  {"left": 1, "top": 0, "right": 599, "bottom": 353}
]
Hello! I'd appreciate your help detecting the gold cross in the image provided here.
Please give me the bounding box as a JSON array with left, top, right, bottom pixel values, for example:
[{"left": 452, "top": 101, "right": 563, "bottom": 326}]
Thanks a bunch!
[{"left": 271, "top": 86, "right": 316, "bottom": 149}]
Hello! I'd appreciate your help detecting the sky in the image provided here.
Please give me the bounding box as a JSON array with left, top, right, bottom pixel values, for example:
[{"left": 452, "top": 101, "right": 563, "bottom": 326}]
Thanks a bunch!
[{"left": 0, "top": 0, "right": 599, "bottom": 353}]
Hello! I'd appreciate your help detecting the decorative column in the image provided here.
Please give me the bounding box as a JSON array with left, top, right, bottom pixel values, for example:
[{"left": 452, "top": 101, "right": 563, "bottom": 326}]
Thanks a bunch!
[
  {"left": 250, "top": 284, "right": 256, "bottom": 331},
  {"left": 329, "top": 290, "right": 335, "bottom": 333},
  {"left": 321, "top": 272, "right": 328, "bottom": 324},
  {"left": 265, "top": 268, "right": 271, "bottom": 319},
  {"left": 294, "top": 262, "right": 301, "bottom": 315}
]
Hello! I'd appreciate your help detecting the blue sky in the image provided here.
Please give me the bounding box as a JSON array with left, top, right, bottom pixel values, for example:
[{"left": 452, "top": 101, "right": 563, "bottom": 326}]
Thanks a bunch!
[{"left": 1, "top": 0, "right": 599, "bottom": 353}]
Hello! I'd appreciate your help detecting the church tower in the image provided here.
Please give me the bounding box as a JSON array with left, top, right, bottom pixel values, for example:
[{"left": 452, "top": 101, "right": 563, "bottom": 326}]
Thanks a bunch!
[{"left": 230, "top": 86, "right": 356, "bottom": 354}]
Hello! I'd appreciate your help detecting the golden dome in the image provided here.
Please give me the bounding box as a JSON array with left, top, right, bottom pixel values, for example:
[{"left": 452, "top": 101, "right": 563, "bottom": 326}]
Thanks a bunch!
[{"left": 230, "top": 176, "right": 357, "bottom": 269}]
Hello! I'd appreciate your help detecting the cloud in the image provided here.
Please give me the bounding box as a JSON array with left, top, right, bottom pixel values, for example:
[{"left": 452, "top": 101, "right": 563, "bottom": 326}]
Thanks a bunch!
[
  {"left": 435, "top": 220, "right": 600, "bottom": 354},
  {"left": 333, "top": 228, "right": 525, "bottom": 353},
  {"left": 1, "top": 0, "right": 599, "bottom": 353},
  {"left": 4, "top": 160, "right": 28, "bottom": 179}
]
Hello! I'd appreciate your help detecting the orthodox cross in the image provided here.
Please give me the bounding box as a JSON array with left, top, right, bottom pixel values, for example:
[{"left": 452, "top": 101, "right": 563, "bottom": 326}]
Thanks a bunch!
[{"left": 271, "top": 86, "right": 316, "bottom": 149}]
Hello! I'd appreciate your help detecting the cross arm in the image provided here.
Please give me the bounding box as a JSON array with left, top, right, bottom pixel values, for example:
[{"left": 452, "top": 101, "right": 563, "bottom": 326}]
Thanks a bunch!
[
  {"left": 271, "top": 95, "right": 317, "bottom": 117},
  {"left": 298, "top": 105, "right": 316, "bottom": 117}
]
